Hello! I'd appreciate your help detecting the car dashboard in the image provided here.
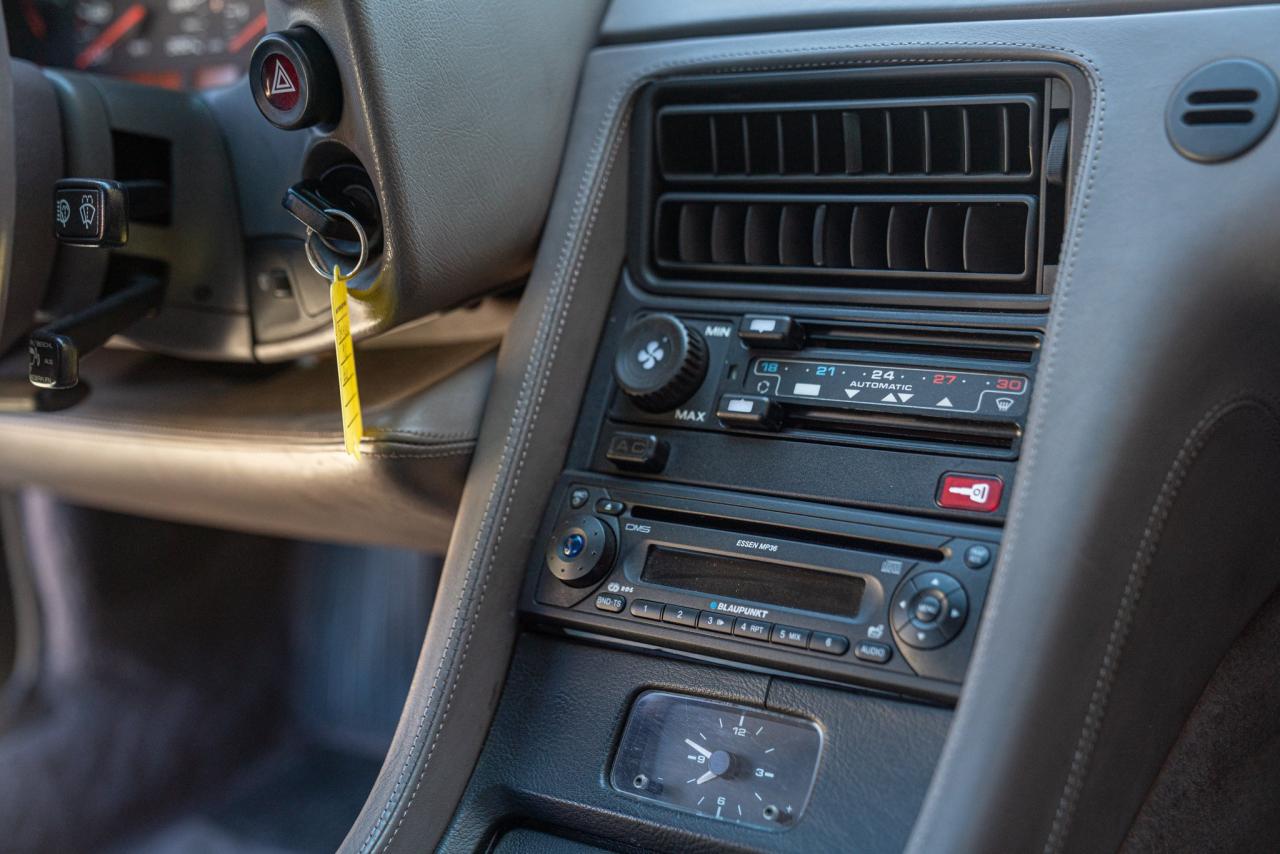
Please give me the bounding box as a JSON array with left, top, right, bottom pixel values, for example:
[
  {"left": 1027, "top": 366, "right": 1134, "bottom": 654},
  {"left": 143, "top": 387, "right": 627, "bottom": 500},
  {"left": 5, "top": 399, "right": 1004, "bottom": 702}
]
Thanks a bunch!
[{"left": 3, "top": 2, "right": 1280, "bottom": 853}]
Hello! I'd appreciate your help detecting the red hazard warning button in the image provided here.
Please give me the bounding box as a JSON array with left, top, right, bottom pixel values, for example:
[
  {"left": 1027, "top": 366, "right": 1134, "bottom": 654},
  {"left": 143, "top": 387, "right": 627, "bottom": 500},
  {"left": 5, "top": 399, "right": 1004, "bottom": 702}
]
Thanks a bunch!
[
  {"left": 249, "top": 27, "right": 340, "bottom": 130},
  {"left": 263, "top": 53, "right": 301, "bottom": 111},
  {"left": 937, "top": 473, "right": 1004, "bottom": 513}
]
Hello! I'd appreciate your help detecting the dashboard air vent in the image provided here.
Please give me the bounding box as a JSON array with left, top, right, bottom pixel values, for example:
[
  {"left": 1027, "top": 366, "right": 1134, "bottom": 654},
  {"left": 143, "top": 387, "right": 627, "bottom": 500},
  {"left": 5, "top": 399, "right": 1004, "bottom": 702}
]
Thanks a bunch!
[
  {"left": 658, "top": 196, "right": 1032, "bottom": 281},
  {"left": 633, "top": 67, "right": 1076, "bottom": 302},
  {"left": 658, "top": 96, "right": 1035, "bottom": 181}
]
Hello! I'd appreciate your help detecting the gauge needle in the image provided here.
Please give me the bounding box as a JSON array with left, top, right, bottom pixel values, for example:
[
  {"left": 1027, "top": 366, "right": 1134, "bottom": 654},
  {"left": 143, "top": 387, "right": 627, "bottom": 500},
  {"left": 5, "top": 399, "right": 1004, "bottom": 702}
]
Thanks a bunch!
[
  {"left": 684, "top": 738, "right": 712, "bottom": 759},
  {"left": 228, "top": 11, "right": 268, "bottom": 54},
  {"left": 22, "top": 0, "right": 47, "bottom": 41},
  {"left": 75, "top": 3, "right": 148, "bottom": 70},
  {"left": 695, "top": 770, "right": 717, "bottom": 785}
]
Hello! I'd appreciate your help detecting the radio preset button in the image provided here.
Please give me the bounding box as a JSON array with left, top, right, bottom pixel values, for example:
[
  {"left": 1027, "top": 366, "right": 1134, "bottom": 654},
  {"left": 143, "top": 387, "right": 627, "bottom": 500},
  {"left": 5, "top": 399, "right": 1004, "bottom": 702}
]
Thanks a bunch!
[
  {"left": 697, "top": 611, "right": 734, "bottom": 634},
  {"left": 595, "top": 593, "right": 626, "bottom": 613},
  {"left": 772, "top": 625, "right": 811, "bottom": 649},
  {"left": 630, "top": 600, "right": 664, "bottom": 621},
  {"left": 854, "top": 641, "right": 893, "bottom": 664},
  {"left": 809, "top": 632, "right": 850, "bottom": 655},
  {"left": 733, "top": 618, "right": 773, "bottom": 641},
  {"left": 716, "top": 395, "right": 781, "bottom": 430},
  {"left": 739, "top": 315, "right": 801, "bottom": 349},
  {"left": 662, "top": 604, "right": 700, "bottom": 627}
]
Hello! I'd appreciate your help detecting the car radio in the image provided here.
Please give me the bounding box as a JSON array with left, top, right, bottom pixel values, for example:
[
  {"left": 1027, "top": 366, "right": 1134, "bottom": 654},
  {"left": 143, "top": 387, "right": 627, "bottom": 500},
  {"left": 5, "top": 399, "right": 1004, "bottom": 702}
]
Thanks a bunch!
[{"left": 527, "top": 478, "right": 998, "bottom": 698}]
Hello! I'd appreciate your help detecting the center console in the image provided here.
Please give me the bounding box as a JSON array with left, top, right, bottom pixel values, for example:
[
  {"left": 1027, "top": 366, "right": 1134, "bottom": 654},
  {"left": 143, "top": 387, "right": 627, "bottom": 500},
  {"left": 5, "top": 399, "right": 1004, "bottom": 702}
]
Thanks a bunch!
[{"left": 506, "top": 58, "right": 1080, "bottom": 843}]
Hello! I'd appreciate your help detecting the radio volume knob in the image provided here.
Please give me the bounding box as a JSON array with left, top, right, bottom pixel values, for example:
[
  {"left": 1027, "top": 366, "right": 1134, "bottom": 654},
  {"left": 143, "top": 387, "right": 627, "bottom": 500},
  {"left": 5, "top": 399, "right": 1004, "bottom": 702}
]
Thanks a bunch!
[
  {"left": 546, "top": 515, "right": 617, "bottom": 588},
  {"left": 614, "top": 314, "right": 708, "bottom": 413}
]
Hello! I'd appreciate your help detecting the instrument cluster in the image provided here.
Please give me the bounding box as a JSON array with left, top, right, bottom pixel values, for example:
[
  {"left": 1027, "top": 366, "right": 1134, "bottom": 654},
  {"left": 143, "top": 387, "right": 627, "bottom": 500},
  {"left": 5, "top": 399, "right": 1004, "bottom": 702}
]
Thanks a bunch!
[{"left": 5, "top": 0, "right": 266, "bottom": 90}]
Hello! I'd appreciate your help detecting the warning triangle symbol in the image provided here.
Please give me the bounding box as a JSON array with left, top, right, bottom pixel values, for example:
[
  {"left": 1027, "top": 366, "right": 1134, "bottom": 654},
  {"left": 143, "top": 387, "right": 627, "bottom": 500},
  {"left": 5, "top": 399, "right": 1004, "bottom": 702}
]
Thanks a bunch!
[
  {"left": 269, "top": 60, "right": 297, "bottom": 96},
  {"left": 937, "top": 397, "right": 954, "bottom": 408}
]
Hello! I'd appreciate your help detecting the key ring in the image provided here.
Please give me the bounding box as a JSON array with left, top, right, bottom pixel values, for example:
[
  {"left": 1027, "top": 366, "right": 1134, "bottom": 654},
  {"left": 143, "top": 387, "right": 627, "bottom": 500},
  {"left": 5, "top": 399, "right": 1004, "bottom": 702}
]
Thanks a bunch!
[{"left": 305, "top": 208, "right": 368, "bottom": 280}]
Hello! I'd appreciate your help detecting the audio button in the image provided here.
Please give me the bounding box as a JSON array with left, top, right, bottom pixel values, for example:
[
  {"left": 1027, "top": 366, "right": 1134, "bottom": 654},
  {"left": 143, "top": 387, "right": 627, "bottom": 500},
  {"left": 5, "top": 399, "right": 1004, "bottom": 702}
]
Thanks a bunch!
[{"left": 854, "top": 641, "right": 893, "bottom": 664}]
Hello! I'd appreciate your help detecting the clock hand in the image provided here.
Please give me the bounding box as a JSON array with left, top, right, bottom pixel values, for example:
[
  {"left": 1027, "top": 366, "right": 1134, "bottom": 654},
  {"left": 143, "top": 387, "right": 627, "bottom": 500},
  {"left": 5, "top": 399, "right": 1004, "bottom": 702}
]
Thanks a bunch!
[
  {"left": 695, "top": 769, "right": 717, "bottom": 785},
  {"left": 684, "top": 738, "right": 712, "bottom": 759}
]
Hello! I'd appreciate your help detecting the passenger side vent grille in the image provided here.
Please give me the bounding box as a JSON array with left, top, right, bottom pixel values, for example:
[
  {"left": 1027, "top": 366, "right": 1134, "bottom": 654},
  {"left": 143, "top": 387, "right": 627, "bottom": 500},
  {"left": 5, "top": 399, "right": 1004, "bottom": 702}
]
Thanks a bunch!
[
  {"left": 658, "top": 96, "right": 1035, "bottom": 181},
  {"left": 633, "top": 68, "right": 1075, "bottom": 301}
]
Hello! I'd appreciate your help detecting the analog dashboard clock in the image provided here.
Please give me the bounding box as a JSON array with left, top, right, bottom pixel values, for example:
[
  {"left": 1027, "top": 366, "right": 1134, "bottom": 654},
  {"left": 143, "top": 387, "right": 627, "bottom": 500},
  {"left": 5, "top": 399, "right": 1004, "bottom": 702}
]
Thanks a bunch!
[{"left": 610, "top": 691, "right": 824, "bottom": 832}]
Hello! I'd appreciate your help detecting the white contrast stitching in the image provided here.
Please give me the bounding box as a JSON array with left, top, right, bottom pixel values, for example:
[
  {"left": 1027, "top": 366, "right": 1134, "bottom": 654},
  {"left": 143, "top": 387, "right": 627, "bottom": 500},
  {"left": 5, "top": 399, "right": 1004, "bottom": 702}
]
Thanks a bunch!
[{"left": 1044, "top": 396, "right": 1280, "bottom": 851}]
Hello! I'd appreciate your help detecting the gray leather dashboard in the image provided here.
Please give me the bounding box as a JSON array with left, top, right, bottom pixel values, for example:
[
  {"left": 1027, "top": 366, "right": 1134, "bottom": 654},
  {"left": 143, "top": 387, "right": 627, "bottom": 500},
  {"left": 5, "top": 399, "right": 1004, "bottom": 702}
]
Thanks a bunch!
[
  {"left": 342, "top": 4, "right": 1280, "bottom": 852},
  {"left": 0, "top": 342, "right": 496, "bottom": 551}
]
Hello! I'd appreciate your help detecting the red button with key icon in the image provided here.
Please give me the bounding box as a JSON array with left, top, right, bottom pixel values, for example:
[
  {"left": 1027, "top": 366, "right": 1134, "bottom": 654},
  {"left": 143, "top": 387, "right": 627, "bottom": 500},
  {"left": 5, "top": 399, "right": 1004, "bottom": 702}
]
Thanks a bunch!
[{"left": 936, "top": 473, "right": 1004, "bottom": 512}]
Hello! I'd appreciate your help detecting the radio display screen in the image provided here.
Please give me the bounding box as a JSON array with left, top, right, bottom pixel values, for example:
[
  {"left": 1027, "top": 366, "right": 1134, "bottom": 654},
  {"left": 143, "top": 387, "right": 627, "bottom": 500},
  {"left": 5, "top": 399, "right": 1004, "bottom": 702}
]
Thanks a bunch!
[{"left": 642, "top": 547, "right": 864, "bottom": 619}]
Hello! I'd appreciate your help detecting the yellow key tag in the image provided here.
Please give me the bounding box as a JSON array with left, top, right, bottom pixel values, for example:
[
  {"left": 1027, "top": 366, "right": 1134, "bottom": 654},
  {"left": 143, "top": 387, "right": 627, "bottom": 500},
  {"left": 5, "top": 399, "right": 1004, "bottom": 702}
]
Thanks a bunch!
[{"left": 330, "top": 266, "right": 363, "bottom": 460}]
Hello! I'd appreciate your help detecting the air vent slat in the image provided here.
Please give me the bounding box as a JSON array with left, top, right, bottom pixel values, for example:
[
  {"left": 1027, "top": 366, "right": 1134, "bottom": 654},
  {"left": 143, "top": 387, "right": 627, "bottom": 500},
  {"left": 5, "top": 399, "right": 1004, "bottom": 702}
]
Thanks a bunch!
[
  {"left": 810, "top": 113, "right": 822, "bottom": 173},
  {"left": 707, "top": 115, "right": 719, "bottom": 175},
  {"left": 924, "top": 205, "right": 967, "bottom": 272},
  {"left": 811, "top": 204, "right": 828, "bottom": 266},
  {"left": 921, "top": 108, "right": 933, "bottom": 174},
  {"left": 676, "top": 203, "right": 712, "bottom": 264},
  {"left": 821, "top": 204, "right": 853, "bottom": 268},
  {"left": 882, "top": 109, "right": 895, "bottom": 174},
  {"left": 841, "top": 111, "right": 863, "bottom": 174},
  {"left": 962, "top": 204, "right": 1029, "bottom": 273},
  {"left": 710, "top": 204, "right": 745, "bottom": 264},
  {"left": 999, "top": 105, "right": 1011, "bottom": 174},
  {"left": 850, "top": 205, "right": 889, "bottom": 270},
  {"left": 743, "top": 204, "right": 780, "bottom": 265},
  {"left": 778, "top": 204, "right": 815, "bottom": 266},
  {"left": 886, "top": 205, "right": 927, "bottom": 270}
]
